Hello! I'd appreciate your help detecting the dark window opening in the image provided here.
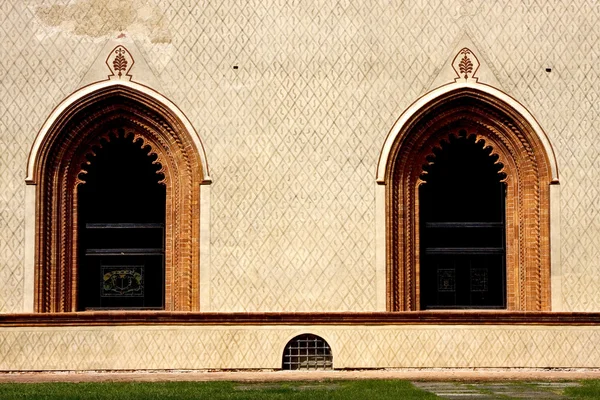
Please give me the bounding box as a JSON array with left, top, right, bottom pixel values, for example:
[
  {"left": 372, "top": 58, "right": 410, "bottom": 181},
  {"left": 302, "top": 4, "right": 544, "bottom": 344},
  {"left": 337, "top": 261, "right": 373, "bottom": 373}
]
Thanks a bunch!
[
  {"left": 419, "top": 131, "right": 506, "bottom": 309},
  {"left": 282, "top": 334, "right": 333, "bottom": 370},
  {"left": 77, "top": 130, "right": 166, "bottom": 310}
]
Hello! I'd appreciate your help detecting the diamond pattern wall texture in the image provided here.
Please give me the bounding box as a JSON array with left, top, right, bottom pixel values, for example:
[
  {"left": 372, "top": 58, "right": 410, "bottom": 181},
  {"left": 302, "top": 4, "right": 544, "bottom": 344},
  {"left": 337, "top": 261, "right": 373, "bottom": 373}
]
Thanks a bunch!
[
  {"left": 1, "top": 0, "right": 600, "bottom": 312},
  {"left": 1, "top": 326, "right": 600, "bottom": 370}
]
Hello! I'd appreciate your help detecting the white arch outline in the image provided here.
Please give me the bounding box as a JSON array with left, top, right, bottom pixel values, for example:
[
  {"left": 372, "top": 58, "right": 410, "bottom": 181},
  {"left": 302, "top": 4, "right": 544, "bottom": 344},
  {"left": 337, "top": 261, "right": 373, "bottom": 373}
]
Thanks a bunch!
[
  {"left": 26, "top": 79, "right": 212, "bottom": 184},
  {"left": 376, "top": 81, "right": 559, "bottom": 184}
]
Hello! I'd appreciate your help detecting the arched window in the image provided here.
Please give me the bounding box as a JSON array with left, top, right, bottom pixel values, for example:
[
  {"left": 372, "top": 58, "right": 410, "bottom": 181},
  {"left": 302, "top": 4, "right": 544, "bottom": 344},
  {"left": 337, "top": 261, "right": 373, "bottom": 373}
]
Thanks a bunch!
[
  {"left": 380, "top": 87, "right": 556, "bottom": 311},
  {"left": 78, "top": 131, "right": 166, "bottom": 309},
  {"left": 27, "top": 83, "right": 209, "bottom": 312},
  {"left": 419, "top": 131, "right": 506, "bottom": 309},
  {"left": 282, "top": 334, "right": 333, "bottom": 370}
]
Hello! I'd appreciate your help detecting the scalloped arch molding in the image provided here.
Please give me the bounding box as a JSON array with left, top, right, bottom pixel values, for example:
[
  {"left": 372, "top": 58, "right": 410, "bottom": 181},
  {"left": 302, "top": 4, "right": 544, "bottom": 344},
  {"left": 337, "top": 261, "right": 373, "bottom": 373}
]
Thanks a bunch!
[
  {"left": 26, "top": 80, "right": 211, "bottom": 184},
  {"left": 376, "top": 81, "right": 559, "bottom": 184}
]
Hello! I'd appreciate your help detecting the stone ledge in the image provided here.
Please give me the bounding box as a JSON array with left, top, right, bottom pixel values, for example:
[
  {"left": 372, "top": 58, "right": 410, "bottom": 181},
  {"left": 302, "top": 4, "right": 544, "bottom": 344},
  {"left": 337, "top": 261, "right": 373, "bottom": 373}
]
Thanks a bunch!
[{"left": 1, "top": 311, "right": 600, "bottom": 327}]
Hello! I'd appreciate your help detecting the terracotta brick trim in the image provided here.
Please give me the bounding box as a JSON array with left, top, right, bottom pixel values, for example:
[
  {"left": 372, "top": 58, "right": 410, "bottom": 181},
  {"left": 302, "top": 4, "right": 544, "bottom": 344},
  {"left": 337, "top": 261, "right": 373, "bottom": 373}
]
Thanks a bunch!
[
  {"left": 31, "top": 85, "right": 205, "bottom": 312},
  {"left": 385, "top": 88, "right": 553, "bottom": 311},
  {"left": 0, "top": 312, "right": 598, "bottom": 327}
]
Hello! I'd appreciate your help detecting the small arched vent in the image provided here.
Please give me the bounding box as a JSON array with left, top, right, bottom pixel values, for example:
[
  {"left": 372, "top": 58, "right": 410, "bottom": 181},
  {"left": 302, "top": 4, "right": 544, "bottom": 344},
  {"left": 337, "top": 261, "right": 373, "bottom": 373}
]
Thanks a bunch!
[{"left": 282, "top": 334, "right": 333, "bottom": 370}]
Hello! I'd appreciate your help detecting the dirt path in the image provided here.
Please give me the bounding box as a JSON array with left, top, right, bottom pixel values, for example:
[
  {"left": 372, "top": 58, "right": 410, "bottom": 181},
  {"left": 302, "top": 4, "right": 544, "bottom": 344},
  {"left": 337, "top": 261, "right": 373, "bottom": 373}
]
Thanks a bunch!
[{"left": 0, "top": 368, "right": 599, "bottom": 383}]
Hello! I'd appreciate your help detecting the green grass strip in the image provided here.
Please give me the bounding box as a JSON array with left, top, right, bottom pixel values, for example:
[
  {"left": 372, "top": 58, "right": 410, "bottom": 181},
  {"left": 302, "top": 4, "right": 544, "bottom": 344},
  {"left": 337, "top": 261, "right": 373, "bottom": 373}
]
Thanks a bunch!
[
  {"left": 0, "top": 380, "right": 438, "bottom": 400},
  {"left": 564, "top": 380, "right": 600, "bottom": 399}
]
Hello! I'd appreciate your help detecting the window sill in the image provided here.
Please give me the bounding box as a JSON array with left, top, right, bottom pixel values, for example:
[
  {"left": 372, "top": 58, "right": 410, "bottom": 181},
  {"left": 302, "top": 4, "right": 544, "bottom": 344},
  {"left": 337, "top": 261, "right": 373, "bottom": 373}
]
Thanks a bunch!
[{"left": 0, "top": 311, "right": 598, "bottom": 327}]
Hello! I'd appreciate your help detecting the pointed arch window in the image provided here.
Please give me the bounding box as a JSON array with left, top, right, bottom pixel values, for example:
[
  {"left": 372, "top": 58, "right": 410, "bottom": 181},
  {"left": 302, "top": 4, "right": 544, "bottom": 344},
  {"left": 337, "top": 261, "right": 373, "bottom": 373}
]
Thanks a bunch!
[
  {"left": 381, "top": 88, "right": 555, "bottom": 311},
  {"left": 419, "top": 131, "right": 506, "bottom": 309},
  {"left": 77, "top": 131, "right": 166, "bottom": 309},
  {"left": 28, "top": 84, "right": 209, "bottom": 312}
]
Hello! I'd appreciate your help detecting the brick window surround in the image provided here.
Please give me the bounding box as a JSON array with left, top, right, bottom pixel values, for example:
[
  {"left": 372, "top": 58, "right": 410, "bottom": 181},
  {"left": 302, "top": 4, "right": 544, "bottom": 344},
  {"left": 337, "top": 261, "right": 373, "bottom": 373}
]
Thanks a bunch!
[
  {"left": 383, "top": 88, "right": 554, "bottom": 311},
  {"left": 29, "top": 85, "right": 207, "bottom": 312}
]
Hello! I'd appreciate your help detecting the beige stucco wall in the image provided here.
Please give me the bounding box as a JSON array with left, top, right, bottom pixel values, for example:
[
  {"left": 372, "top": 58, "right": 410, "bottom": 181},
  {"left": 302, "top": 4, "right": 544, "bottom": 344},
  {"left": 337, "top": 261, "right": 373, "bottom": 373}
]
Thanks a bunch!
[
  {"left": 1, "top": 324, "right": 600, "bottom": 370},
  {"left": 1, "top": 1, "right": 600, "bottom": 313}
]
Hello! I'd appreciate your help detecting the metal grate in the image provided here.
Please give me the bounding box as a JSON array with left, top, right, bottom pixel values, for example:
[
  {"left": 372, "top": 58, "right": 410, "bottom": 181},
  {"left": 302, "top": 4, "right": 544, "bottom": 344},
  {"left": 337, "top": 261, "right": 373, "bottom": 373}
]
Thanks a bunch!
[{"left": 282, "top": 334, "right": 333, "bottom": 370}]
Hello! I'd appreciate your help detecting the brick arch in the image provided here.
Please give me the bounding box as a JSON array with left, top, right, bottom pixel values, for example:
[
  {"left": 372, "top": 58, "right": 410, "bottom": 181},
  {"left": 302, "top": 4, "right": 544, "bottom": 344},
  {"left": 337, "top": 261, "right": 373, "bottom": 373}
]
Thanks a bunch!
[
  {"left": 31, "top": 84, "right": 207, "bottom": 312},
  {"left": 384, "top": 88, "right": 553, "bottom": 311}
]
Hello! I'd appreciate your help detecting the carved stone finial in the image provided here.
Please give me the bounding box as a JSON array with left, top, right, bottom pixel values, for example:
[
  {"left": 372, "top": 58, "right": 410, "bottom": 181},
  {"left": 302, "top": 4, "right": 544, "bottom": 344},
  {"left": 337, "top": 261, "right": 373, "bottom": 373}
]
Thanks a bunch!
[
  {"left": 452, "top": 48, "right": 480, "bottom": 82},
  {"left": 106, "top": 45, "right": 134, "bottom": 81}
]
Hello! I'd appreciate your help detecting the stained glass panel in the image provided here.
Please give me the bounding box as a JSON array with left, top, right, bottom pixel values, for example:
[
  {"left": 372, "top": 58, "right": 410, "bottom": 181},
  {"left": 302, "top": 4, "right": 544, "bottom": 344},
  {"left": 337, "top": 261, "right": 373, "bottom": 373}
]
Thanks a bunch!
[{"left": 101, "top": 265, "right": 144, "bottom": 297}]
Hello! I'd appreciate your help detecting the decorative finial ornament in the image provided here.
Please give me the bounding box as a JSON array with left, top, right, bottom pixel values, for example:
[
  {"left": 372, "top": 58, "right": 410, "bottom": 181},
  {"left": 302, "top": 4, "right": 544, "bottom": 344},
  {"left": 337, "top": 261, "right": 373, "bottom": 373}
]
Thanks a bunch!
[
  {"left": 452, "top": 48, "right": 480, "bottom": 83},
  {"left": 106, "top": 45, "right": 134, "bottom": 81}
]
